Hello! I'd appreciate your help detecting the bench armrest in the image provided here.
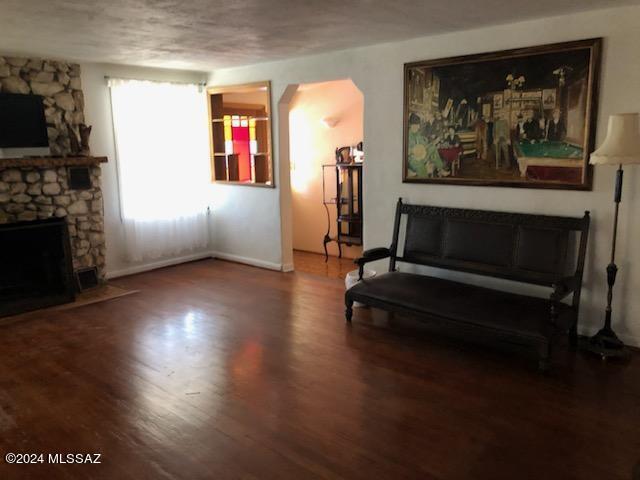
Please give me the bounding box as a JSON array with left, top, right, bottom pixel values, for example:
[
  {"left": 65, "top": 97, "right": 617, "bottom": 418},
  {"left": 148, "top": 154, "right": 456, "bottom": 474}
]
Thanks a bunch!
[
  {"left": 551, "top": 275, "right": 579, "bottom": 302},
  {"left": 354, "top": 247, "right": 390, "bottom": 279},
  {"left": 355, "top": 247, "right": 390, "bottom": 266}
]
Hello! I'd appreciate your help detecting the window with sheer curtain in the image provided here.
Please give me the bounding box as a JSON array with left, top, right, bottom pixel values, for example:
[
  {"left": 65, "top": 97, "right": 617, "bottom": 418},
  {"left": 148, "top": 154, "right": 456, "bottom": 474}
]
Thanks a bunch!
[{"left": 108, "top": 78, "right": 211, "bottom": 262}]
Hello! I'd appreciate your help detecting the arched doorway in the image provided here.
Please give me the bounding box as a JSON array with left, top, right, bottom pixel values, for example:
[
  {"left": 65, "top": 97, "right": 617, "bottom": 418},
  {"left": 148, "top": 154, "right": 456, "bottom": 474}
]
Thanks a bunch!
[{"left": 278, "top": 79, "right": 364, "bottom": 276}]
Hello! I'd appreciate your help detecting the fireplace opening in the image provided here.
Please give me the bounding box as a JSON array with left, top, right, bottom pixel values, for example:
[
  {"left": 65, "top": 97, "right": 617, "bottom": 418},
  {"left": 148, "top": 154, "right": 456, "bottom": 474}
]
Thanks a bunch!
[{"left": 0, "top": 217, "right": 75, "bottom": 317}]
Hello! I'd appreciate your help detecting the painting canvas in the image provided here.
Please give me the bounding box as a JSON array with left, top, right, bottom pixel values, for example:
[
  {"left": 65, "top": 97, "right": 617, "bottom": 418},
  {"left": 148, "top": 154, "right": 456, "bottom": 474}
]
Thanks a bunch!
[{"left": 403, "top": 38, "right": 601, "bottom": 190}]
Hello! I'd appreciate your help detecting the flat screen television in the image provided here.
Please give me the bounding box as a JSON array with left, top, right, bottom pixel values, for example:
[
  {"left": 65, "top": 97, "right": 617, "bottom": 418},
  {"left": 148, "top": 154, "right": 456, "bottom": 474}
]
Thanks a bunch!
[{"left": 0, "top": 93, "right": 49, "bottom": 148}]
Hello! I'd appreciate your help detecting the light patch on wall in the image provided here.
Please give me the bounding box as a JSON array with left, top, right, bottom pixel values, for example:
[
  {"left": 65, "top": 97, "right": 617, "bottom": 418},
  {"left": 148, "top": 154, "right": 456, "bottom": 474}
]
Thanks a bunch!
[
  {"left": 289, "top": 108, "right": 315, "bottom": 193},
  {"left": 321, "top": 117, "right": 339, "bottom": 128}
]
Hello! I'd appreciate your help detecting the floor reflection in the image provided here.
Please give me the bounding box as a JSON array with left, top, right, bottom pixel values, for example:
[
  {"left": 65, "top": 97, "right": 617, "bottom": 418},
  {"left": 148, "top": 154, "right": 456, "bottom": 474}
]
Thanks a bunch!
[
  {"left": 1, "top": 259, "right": 637, "bottom": 479},
  {"left": 293, "top": 250, "right": 357, "bottom": 279}
]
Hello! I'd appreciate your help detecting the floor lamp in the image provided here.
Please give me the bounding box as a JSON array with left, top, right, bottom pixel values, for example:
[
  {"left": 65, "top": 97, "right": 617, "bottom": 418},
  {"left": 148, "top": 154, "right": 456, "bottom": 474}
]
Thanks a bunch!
[{"left": 586, "top": 113, "right": 640, "bottom": 359}]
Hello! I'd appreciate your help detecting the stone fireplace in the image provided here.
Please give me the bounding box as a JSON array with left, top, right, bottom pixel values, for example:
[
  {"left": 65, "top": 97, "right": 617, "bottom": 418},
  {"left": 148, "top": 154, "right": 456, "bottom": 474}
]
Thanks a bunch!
[
  {"left": 0, "top": 157, "right": 107, "bottom": 280},
  {"left": 0, "top": 54, "right": 107, "bottom": 284}
]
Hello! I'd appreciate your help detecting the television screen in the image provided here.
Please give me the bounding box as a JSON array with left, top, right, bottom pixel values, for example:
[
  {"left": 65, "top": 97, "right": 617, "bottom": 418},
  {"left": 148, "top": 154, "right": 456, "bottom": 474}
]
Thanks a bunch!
[{"left": 0, "top": 93, "right": 49, "bottom": 148}]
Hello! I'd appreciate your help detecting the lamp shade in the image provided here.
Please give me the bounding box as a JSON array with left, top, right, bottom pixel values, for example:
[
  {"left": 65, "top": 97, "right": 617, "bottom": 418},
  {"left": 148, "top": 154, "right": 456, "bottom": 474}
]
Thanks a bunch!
[{"left": 590, "top": 113, "right": 640, "bottom": 165}]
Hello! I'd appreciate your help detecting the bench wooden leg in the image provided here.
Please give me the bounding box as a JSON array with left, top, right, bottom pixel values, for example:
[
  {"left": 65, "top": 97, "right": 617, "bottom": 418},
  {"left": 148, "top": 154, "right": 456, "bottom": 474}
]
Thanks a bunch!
[
  {"left": 345, "top": 299, "right": 354, "bottom": 323},
  {"left": 538, "top": 343, "right": 550, "bottom": 372},
  {"left": 569, "top": 324, "right": 578, "bottom": 349},
  {"left": 538, "top": 358, "right": 550, "bottom": 372}
]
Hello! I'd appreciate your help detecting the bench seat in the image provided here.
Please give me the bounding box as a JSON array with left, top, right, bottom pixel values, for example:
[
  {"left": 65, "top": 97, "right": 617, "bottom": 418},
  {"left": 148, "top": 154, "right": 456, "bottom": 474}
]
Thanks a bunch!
[{"left": 347, "top": 272, "right": 573, "bottom": 342}]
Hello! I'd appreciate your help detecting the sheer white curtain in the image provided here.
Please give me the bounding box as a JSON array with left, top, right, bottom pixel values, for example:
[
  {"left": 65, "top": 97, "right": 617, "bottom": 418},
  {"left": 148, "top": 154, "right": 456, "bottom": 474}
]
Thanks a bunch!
[{"left": 109, "top": 78, "right": 211, "bottom": 262}]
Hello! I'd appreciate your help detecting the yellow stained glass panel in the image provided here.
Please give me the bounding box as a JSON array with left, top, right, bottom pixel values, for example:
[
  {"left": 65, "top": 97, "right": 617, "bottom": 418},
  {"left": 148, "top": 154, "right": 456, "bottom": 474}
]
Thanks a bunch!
[{"left": 223, "top": 115, "right": 232, "bottom": 141}]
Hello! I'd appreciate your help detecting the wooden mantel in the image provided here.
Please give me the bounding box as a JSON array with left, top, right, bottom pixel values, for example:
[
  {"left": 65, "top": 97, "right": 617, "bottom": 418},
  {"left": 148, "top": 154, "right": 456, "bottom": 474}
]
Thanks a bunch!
[{"left": 0, "top": 156, "right": 108, "bottom": 169}]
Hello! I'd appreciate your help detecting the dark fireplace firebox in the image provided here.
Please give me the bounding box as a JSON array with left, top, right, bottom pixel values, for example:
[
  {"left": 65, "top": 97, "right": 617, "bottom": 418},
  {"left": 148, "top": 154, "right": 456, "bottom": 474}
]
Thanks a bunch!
[{"left": 0, "top": 217, "right": 75, "bottom": 317}]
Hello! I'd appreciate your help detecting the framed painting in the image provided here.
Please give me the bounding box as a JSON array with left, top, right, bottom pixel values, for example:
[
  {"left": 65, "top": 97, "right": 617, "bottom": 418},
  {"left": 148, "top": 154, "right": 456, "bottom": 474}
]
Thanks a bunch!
[{"left": 403, "top": 38, "right": 602, "bottom": 190}]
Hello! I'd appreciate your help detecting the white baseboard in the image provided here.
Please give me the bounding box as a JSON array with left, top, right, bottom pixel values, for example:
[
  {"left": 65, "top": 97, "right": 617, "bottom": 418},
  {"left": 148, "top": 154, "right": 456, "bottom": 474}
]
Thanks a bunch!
[
  {"left": 107, "top": 250, "right": 287, "bottom": 279},
  {"left": 210, "top": 251, "right": 283, "bottom": 271},
  {"left": 282, "top": 262, "right": 295, "bottom": 272},
  {"left": 105, "top": 251, "right": 215, "bottom": 279}
]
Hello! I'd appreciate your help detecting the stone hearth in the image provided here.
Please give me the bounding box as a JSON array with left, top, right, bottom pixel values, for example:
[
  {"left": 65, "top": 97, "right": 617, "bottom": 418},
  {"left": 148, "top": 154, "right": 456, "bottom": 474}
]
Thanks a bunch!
[{"left": 0, "top": 158, "right": 106, "bottom": 280}]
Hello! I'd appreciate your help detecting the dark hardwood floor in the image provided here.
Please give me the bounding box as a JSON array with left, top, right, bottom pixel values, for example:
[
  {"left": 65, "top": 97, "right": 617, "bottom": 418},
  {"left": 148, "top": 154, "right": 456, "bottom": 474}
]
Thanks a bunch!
[
  {"left": 293, "top": 249, "right": 357, "bottom": 279},
  {"left": 0, "top": 259, "right": 639, "bottom": 479}
]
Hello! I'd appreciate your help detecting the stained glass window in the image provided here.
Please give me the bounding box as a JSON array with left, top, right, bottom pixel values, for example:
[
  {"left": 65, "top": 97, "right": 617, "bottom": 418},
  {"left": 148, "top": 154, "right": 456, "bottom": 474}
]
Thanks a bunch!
[
  {"left": 207, "top": 82, "right": 273, "bottom": 186},
  {"left": 222, "top": 114, "right": 258, "bottom": 182}
]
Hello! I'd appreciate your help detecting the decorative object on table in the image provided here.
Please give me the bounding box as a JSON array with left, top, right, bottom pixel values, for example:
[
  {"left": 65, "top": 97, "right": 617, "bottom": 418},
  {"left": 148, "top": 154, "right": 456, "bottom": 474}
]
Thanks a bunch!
[
  {"left": 335, "top": 146, "right": 352, "bottom": 164},
  {"left": 322, "top": 161, "right": 363, "bottom": 260},
  {"left": 353, "top": 142, "right": 364, "bottom": 163},
  {"left": 583, "top": 113, "right": 640, "bottom": 360},
  {"left": 403, "top": 38, "right": 602, "bottom": 190}
]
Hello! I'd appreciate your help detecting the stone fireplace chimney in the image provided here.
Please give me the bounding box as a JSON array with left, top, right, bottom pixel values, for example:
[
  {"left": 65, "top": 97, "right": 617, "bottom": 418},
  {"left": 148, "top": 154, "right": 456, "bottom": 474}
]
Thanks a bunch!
[{"left": 0, "top": 54, "right": 107, "bottom": 282}]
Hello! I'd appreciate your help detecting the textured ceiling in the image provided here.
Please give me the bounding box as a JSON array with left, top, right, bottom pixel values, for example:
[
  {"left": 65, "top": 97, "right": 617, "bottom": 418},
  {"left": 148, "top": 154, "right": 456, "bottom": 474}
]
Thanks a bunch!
[{"left": 0, "top": 0, "right": 637, "bottom": 70}]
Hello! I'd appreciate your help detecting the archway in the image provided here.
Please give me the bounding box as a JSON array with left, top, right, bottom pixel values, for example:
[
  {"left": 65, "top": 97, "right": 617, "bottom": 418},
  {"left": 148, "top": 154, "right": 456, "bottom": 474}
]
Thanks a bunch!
[{"left": 278, "top": 79, "right": 364, "bottom": 275}]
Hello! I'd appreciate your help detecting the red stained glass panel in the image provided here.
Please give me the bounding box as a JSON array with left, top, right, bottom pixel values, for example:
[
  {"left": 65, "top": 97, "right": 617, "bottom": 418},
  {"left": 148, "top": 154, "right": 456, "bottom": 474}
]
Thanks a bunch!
[{"left": 232, "top": 123, "right": 251, "bottom": 182}]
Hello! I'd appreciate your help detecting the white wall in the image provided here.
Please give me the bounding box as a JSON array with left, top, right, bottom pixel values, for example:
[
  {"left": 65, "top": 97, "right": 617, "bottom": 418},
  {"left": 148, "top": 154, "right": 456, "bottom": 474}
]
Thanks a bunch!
[
  {"left": 289, "top": 80, "right": 363, "bottom": 258},
  {"left": 81, "top": 63, "right": 212, "bottom": 277},
  {"left": 208, "top": 5, "right": 640, "bottom": 345}
]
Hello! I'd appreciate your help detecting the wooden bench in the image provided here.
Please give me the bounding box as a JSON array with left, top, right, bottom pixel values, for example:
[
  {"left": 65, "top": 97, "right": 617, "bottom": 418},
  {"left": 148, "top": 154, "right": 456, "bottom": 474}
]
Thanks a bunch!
[{"left": 345, "top": 198, "right": 590, "bottom": 370}]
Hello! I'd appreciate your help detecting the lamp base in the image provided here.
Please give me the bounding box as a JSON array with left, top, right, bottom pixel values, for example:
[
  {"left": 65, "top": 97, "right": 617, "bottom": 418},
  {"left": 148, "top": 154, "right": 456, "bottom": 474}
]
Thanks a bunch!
[{"left": 580, "top": 328, "right": 631, "bottom": 360}]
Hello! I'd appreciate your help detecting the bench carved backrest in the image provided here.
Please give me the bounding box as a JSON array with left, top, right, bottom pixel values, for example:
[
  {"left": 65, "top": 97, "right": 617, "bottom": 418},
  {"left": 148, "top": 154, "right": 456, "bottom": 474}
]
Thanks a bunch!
[{"left": 391, "top": 199, "right": 590, "bottom": 287}]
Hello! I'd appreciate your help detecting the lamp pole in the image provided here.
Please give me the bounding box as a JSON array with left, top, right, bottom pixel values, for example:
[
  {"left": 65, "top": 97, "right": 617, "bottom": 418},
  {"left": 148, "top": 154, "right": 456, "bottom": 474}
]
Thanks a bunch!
[
  {"left": 585, "top": 164, "right": 629, "bottom": 358},
  {"left": 586, "top": 113, "right": 640, "bottom": 360}
]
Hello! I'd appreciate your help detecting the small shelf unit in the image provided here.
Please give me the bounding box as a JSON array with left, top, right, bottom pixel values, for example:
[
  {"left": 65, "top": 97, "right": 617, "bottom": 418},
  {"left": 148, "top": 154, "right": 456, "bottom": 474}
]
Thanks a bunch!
[{"left": 322, "top": 163, "right": 363, "bottom": 260}]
